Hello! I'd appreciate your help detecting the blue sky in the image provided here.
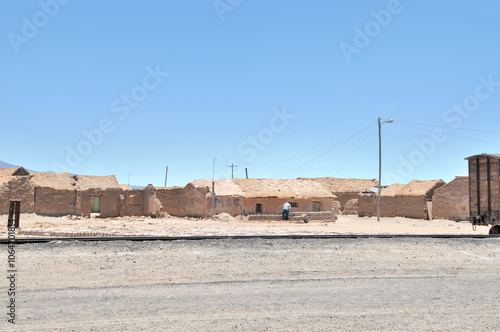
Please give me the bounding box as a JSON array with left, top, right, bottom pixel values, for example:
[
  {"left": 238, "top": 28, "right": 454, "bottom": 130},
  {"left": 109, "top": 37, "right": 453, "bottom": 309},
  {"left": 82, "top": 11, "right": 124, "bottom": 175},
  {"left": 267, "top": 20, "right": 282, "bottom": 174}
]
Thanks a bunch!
[{"left": 1, "top": 0, "right": 499, "bottom": 187}]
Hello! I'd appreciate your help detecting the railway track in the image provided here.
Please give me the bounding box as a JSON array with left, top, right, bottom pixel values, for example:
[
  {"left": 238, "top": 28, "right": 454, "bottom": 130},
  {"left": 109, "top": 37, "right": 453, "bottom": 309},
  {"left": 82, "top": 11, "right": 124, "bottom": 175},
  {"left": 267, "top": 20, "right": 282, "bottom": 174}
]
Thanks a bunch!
[{"left": 2, "top": 233, "right": 499, "bottom": 244}]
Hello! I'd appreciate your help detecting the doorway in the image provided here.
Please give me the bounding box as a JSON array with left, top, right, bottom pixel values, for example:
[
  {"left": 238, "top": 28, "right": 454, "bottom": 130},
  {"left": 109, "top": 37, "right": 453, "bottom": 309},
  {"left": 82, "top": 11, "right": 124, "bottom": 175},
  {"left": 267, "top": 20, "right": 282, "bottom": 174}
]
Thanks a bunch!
[{"left": 92, "top": 196, "right": 100, "bottom": 213}]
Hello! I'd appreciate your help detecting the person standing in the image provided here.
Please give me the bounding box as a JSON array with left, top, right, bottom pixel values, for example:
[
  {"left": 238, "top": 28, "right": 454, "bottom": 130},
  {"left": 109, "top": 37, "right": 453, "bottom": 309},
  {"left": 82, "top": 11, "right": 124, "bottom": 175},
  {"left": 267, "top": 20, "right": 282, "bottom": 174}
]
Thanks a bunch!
[{"left": 282, "top": 201, "right": 291, "bottom": 220}]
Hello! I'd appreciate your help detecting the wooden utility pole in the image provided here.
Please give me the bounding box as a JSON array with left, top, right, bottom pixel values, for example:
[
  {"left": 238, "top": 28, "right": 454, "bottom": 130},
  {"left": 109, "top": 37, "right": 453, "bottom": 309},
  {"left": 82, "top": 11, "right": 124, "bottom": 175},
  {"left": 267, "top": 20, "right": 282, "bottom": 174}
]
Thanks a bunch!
[
  {"left": 227, "top": 163, "right": 237, "bottom": 179},
  {"left": 164, "top": 166, "right": 168, "bottom": 187}
]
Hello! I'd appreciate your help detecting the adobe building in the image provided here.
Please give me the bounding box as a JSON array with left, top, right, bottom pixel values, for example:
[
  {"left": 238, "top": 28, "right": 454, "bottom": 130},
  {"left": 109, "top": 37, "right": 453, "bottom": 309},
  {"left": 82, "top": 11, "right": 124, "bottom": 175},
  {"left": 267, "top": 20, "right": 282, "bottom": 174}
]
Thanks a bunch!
[
  {"left": 304, "top": 177, "right": 378, "bottom": 210},
  {"left": 156, "top": 178, "right": 338, "bottom": 218},
  {"left": 0, "top": 167, "right": 163, "bottom": 218},
  {"left": 432, "top": 176, "right": 469, "bottom": 221},
  {"left": 0, "top": 167, "right": 34, "bottom": 214},
  {"left": 31, "top": 172, "right": 77, "bottom": 216},
  {"left": 358, "top": 183, "right": 406, "bottom": 218},
  {"left": 395, "top": 179, "right": 445, "bottom": 220}
]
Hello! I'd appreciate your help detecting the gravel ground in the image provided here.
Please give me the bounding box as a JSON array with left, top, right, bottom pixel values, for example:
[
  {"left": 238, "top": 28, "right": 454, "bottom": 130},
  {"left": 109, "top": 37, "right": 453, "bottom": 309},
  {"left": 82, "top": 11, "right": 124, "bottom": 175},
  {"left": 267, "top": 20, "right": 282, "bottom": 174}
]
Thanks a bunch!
[{"left": 2, "top": 237, "right": 500, "bottom": 331}]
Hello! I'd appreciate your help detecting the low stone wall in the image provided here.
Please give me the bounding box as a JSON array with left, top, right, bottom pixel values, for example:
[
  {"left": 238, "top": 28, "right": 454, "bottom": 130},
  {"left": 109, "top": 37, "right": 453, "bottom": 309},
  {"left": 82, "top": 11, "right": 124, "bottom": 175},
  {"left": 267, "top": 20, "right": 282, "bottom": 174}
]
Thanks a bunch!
[{"left": 248, "top": 211, "right": 336, "bottom": 221}]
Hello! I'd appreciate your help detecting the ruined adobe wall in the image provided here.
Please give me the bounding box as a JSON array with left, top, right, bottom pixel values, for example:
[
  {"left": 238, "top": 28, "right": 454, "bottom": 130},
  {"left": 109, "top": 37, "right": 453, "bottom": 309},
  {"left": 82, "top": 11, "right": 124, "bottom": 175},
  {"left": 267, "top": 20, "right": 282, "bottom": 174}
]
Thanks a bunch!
[
  {"left": 0, "top": 177, "right": 35, "bottom": 214},
  {"left": 333, "top": 193, "right": 362, "bottom": 210},
  {"left": 143, "top": 185, "right": 163, "bottom": 217},
  {"left": 79, "top": 188, "right": 123, "bottom": 218},
  {"left": 124, "top": 189, "right": 145, "bottom": 216},
  {"left": 432, "top": 177, "right": 469, "bottom": 221},
  {"left": 156, "top": 185, "right": 209, "bottom": 218},
  {"left": 35, "top": 188, "right": 76, "bottom": 216}
]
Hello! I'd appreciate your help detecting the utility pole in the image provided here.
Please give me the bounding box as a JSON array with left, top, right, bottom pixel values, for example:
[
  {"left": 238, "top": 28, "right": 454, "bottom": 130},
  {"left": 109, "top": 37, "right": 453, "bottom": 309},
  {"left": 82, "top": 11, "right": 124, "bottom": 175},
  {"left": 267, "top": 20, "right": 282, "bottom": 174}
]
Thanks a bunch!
[
  {"left": 211, "top": 157, "right": 216, "bottom": 220},
  {"left": 227, "top": 163, "right": 237, "bottom": 179},
  {"left": 245, "top": 168, "right": 248, "bottom": 179},
  {"left": 378, "top": 117, "right": 393, "bottom": 221},
  {"left": 164, "top": 166, "right": 168, "bottom": 187}
]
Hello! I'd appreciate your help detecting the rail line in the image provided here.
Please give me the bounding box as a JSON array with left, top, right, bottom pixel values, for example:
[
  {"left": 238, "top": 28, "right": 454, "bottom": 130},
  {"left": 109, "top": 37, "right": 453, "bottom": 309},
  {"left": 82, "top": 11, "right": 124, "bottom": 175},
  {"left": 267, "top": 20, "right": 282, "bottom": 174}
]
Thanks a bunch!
[{"left": 1, "top": 234, "right": 499, "bottom": 244}]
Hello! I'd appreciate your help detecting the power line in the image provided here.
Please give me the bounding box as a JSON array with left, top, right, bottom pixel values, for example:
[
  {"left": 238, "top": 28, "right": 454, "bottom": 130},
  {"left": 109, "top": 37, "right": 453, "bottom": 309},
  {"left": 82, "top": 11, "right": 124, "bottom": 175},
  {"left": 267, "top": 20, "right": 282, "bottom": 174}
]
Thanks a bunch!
[
  {"left": 393, "top": 122, "right": 500, "bottom": 146},
  {"left": 270, "top": 121, "right": 377, "bottom": 178},
  {"left": 394, "top": 120, "right": 500, "bottom": 134},
  {"left": 216, "top": 120, "right": 377, "bottom": 167}
]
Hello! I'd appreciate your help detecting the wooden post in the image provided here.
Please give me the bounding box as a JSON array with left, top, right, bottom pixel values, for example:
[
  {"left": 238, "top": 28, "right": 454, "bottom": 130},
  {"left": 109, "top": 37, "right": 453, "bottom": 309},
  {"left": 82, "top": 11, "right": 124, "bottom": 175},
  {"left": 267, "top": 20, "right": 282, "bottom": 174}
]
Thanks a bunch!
[{"left": 8, "top": 200, "right": 20, "bottom": 228}]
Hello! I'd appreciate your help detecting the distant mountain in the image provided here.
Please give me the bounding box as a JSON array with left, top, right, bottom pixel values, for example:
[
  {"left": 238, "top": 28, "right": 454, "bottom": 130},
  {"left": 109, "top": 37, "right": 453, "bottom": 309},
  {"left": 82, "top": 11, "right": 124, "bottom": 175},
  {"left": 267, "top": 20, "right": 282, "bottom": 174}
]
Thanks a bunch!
[
  {"left": 0, "top": 161, "right": 19, "bottom": 169},
  {"left": 0, "top": 160, "right": 43, "bottom": 173}
]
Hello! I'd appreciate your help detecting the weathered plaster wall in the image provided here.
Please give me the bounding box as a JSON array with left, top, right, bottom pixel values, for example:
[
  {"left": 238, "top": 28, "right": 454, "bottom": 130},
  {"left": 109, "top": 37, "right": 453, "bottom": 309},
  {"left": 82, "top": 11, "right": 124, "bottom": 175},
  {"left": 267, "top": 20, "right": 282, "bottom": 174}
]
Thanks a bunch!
[{"left": 156, "top": 184, "right": 209, "bottom": 218}]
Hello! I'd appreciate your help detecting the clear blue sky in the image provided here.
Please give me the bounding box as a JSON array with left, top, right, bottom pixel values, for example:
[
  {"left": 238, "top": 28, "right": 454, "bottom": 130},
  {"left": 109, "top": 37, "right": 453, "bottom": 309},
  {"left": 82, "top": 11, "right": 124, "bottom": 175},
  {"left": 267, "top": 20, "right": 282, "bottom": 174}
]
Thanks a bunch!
[{"left": 1, "top": 0, "right": 499, "bottom": 187}]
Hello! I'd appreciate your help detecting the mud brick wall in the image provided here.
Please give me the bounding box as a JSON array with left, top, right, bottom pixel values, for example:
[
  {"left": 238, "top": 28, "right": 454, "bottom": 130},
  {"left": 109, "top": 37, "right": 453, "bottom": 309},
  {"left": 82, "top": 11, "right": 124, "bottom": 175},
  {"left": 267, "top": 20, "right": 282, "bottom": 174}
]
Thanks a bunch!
[
  {"left": 433, "top": 176, "right": 469, "bottom": 221},
  {"left": 79, "top": 188, "right": 123, "bottom": 218},
  {"left": 156, "top": 184, "right": 209, "bottom": 218},
  {"left": 358, "top": 194, "right": 398, "bottom": 217},
  {"left": 35, "top": 187, "right": 76, "bottom": 216},
  {"left": 380, "top": 196, "right": 398, "bottom": 217},
  {"left": 0, "top": 176, "right": 35, "bottom": 214},
  {"left": 358, "top": 194, "right": 376, "bottom": 217},
  {"left": 395, "top": 196, "right": 428, "bottom": 219},
  {"left": 124, "top": 189, "right": 145, "bottom": 216},
  {"left": 143, "top": 185, "right": 163, "bottom": 217},
  {"left": 334, "top": 193, "right": 362, "bottom": 211}
]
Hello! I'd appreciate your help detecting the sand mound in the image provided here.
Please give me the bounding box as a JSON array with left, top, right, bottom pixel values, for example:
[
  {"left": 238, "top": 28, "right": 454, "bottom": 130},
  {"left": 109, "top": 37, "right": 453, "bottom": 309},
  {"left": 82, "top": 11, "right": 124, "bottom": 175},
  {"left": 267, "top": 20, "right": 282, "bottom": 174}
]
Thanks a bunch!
[{"left": 214, "top": 213, "right": 237, "bottom": 222}]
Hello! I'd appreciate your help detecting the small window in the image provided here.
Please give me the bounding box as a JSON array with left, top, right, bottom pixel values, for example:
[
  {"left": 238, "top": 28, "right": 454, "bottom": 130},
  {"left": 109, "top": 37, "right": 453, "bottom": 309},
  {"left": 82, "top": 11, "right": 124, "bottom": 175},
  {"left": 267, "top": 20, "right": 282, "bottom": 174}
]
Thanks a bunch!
[
  {"left": 312, "top": 201, "right": 320, "bottom": 212},
  {"left": 255, "top": 203, "right": 262, "bottom": 213},
  {"left": 290, "top": 202, "right": 298, "bottom": 208}
]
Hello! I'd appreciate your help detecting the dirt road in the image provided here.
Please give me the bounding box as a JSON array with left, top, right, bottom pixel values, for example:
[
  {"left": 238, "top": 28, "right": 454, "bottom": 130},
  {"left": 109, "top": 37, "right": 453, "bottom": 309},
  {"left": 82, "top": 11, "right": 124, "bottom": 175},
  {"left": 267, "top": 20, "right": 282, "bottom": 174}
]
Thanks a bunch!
[{"left": 3, "top": 237, "right": 500, "bottom": 331}]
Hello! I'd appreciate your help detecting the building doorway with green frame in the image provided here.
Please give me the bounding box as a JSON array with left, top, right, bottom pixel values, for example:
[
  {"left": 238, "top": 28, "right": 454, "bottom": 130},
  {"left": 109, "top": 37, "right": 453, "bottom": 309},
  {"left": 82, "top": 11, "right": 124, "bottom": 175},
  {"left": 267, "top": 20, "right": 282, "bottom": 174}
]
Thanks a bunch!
[{"left": 91, "top": 196, "right": 101, "bottom": 214}]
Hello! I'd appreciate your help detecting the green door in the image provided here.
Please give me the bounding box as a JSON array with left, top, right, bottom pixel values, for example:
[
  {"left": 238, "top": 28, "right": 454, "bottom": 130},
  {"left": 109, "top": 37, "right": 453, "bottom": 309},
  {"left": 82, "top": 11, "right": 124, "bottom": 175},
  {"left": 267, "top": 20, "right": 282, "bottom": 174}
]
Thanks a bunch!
[{"left": 92, "top": 196, "right": 100, "bottom": 213}]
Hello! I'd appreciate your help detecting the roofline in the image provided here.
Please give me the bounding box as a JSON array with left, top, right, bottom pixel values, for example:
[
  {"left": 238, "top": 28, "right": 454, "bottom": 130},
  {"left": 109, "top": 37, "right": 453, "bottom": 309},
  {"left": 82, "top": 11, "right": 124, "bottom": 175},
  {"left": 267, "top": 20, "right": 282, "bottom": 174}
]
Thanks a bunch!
[{"left": 465, "top": 153, "right": 500, "bottom": 160}]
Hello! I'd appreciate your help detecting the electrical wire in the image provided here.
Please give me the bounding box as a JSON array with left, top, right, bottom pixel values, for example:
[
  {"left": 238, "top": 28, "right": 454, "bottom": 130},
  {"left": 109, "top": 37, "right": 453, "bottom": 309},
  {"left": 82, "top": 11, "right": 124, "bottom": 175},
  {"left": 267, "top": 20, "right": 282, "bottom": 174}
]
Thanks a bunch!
[
  {"left": 394, "top": 120, "right": 500, "bottom": 134},
  {"left": 393, "top": 122, "right": 500, "bottom": 146},
  {"left": 270, "top": 121, "right": 377, "bottom": 178}
]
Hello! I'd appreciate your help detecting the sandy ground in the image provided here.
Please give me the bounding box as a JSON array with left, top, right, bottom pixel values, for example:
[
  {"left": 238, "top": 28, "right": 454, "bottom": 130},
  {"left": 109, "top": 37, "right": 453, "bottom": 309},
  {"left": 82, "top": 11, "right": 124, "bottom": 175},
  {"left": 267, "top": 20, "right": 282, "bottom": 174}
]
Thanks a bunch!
[{"left": 0, "top": 213, "right": 489, "bottom": 238}]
